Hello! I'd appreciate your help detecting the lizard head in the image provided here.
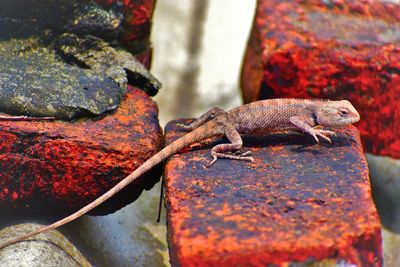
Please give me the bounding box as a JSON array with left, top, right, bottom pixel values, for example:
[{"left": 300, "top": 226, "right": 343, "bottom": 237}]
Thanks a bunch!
[{"left": 315, "top": 100, "right": 360, "bottom": 127}]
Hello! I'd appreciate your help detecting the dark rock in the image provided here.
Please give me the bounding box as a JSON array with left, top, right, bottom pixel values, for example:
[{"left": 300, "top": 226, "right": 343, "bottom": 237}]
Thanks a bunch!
[
  {"left": 0, "top": 0, "right": 123, "bottom": 40},
  {"left": 94, "top": 0, "right": 158, "bottom": 52},
  {"left": 54, "top": 33, "right": 161, "bottom": 96},
  {"left": 0, "top": 0, "right": 161, "bottom": 120},
  {"left": 0, "top": 1, "right": 77, "bottom": 39},
  {"left": 0, "top": 37, "right": 124, "bottom": 120},
  {"left": 66, "top": 1, "right": 124, "bottom": 40}
]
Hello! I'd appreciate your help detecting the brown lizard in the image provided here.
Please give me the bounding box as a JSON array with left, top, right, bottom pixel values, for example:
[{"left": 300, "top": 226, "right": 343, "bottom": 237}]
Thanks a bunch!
[{"left": 0, "top": 99, "right": 360, "bottom": 249}]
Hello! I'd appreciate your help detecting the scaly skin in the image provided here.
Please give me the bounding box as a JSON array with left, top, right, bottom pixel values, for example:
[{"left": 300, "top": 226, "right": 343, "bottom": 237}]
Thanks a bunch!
[{"left": 0, "top": 99, "right": 360, "bottom": 249}]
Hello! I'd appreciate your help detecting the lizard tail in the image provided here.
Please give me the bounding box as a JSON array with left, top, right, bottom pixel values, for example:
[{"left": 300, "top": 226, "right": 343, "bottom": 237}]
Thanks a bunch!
[{"left": 0, "top": 120, "right": 223, "bottom": 250}]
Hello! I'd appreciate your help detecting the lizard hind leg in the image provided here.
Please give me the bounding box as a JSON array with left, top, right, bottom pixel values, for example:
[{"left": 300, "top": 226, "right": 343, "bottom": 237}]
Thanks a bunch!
[
  {"left": 178, "top": 107, "right": 226, "bottom": 131},
  {"left": 208, "top": 124, "right": 253, "bottom": 167}
]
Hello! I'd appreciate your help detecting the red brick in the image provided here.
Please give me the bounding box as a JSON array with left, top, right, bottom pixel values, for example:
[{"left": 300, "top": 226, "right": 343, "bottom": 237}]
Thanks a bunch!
[
  {"left": 241, "top": 0, "right": 400, "bottom": 158},
  {"left": 0, "top": 1, "right": 160, "bottom": 215},
  {"left": 0, "top": 87, "right": 162, "bottom": 215},
  {"left": 165, "top": 120, "right": 381, "bottom": 266}
]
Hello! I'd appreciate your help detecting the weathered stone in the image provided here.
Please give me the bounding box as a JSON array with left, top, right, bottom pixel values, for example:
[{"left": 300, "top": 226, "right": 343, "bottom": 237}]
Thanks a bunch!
[
  {"left": 0, "top": 0, "right": 161, "bottom": 120},
  {"left": 0, "top": 223, "right": 91, "bottom": 267},
  {"left": 0, "top": 1, "right": 78, "bottom": 39},
  {"left": 0, "top": 87, "right": 162, "bottom": 215},
  {"left": 368, "top": 154, "right": 400, "bottom": 226},
  {"left": 94, "top": 0, "right": 157, "bottom": 52},
  {"left": 0, "top": 37, "right": 124, "bottom": 120},
  {"left": 0, "top": 0, "right": 125, "bottom": 37},
  {"left": 54, "top": 33, "right": 161, "bottom": 96},
  {"left": 241, "top": 0, "right": 400, "bottom": 158},
  {"left": 67, "top": 1, "right": 124, "bottom": 40},
  {"left": 165, "top": 120, "right": 382, "bottom": 266}
]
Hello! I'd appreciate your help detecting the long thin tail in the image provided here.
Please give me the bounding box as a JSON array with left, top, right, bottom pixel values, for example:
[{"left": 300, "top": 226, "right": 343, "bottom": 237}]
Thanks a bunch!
[{"left": 0, "top": 121, "right": 221, "bottom": 249}]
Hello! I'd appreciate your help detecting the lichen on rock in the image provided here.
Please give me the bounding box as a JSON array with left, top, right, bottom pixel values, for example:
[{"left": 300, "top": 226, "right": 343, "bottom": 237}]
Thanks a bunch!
[
  {"left": 0, "top": 0, "right": 161, "bottom": 120},
  {"left": 0, "top": 37, "right": 124, "bottom": 119},
  {"left": 54, "top": 33, "right": 161, "bottom": 95}
]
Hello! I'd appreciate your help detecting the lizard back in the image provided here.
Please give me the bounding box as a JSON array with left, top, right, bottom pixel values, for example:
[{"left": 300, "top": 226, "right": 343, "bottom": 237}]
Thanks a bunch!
[{"left": 228, "top": 99, "right": 325, "bottom": 135}]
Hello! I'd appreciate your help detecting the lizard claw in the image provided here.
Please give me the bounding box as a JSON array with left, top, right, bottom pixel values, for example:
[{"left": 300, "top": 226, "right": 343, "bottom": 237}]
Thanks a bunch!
[
  {"left": 206, "top": 156, "right": 218, "bottom": 168},
  {"left": 311, "top": 132, "right": 320, "bottom": 143},
  {"left": 233, "top": 150, "right": 252, "bottom": 156},
  {"left": 240, "top": 151, "right": 252, "bottom": 157},
  {"left": 317, "top": 133, "right": 332, "bottom": 143},
  {"left": 206, "top": 153, "right": 254, "bottom": 168},
  {"left": 245, "top": 156, "right": 254, "bottom": 162},
  {"left": 309, "top": 129, "right": 336, "bottom": 143}
]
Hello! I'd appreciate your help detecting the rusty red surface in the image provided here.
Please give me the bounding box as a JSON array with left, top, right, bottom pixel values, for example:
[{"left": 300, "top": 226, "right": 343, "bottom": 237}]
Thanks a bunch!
[
  {"left": 241, "top": 0, "right": 400, "bottom": 159},
  {"left": 0, "top": 87, "right": 162, "bottom": 215},
  {"left": 165, "top": 120, "right": 381, "bottom": 266},
  {"left": 94, "top": 0, "right": 156, "bottom": 52}
]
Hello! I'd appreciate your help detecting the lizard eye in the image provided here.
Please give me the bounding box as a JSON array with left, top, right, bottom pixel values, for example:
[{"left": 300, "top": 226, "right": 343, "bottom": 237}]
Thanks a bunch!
[{"left": 339, "top": 108, "right": 349, "bottom": 117}]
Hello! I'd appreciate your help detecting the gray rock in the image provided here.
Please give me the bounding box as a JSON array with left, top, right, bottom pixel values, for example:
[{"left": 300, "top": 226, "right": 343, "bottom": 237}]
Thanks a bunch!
[
  {"left": 54, "top": 33, "right": 162, "bottom": 96},
  {"left": 0, "top": 1, "right": 161, "bottom": 120},
  {"left": 0, "top": 223, "right": 91, "bottom": 267},
  {"left": 0, "top": 1, "right": 122, "bottom": 40},
  {"left": 367, "top": 154, "right": 400, "bottom": 202},
  {"left": 0, "top": 37, "right": 124, "bottom": 120}
]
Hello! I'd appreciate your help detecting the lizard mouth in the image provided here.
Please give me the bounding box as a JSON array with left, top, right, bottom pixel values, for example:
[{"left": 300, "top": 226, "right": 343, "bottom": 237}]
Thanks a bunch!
[{"left": 337, "top": 115, "right": 360, "bottom": 126}]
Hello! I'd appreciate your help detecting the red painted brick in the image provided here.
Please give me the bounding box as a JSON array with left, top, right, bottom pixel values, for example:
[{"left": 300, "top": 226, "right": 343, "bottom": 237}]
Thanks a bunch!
[
  {"left": 241, "top": 0, "right": 400, "bottom": 158},
  {"left": 0, "top": 87, "right": 162, "bottom": 215},
  {"left": 0, "top": 0, "right": 160, "bottom": 215},
  {"left": 165, "top": 120, "right": 381, "bottom": 266}
]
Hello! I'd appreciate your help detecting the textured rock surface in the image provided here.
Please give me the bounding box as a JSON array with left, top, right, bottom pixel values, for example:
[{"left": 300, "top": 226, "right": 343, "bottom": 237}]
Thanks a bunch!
[
  {"left": 0, "top": 87, "right": 162, "bottom": 215},
  {"left": 165, "top": 120, "right": 381, "bottom": 266},
  {"left": 55, "top": 33, "right": 161, "bottom": 97},
  {"left": 0, "top": 223, "right": 91, "bottom": 267},
  {"left": 0, "top": 0, "right": 161, "bottom": 120},
  {"left": 241, "top": 0, "right": 400, "bottom": 158},
  {"left": 0, "top": 37, "right": 124, "bottom": 120},
  {"left": 94, "top": 0, "right": 157, "bottom": 51}
]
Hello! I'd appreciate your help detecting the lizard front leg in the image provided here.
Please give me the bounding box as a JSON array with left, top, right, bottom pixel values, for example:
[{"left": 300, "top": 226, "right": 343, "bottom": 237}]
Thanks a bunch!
[
  {"left": 209, "top": 123, "right": 253, "bottom": 166},
  {"left": 178, "top": 107, "right": 226, "bottom": 131},
  {"left": 290, "top": 116, "right": 336, "bottom": 143}
]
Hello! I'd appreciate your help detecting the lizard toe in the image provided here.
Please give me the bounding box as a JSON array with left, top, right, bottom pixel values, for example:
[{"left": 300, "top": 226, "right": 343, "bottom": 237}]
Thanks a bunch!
[
  {"left": 176, "top": 123, "right": 193, "bottom": 131},
  {"left": 245, "top": 156, "right": 254, "bottom": 162},
  {"left": 206, "top": 156, "right": 218, "bottom": 168},
  {"left": 322, "top": 130, "right": 336, "bottom": 136},
  {"left": 240, "top": 151, "right": 252, "bottom": 157},
  {"left": 311, "top": 133, "right": 320, "bottom": 143},
  {"left": 317, "top": 133, "right": 332, "bottom": 143}
]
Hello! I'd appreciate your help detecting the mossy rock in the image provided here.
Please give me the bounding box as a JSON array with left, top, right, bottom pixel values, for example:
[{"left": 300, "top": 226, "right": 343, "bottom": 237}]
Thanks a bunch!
[
  {"left": 0, "top": 38, "right": 124, "bottom": 120},
  {"left": 0, "top": 1, "right": 161, "bottom": 120}
]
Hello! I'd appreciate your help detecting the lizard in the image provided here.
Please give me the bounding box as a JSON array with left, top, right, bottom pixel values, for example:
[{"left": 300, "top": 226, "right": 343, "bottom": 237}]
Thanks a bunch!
[{"left": 0, "top": 98, "right": 360, "bottom": 249}]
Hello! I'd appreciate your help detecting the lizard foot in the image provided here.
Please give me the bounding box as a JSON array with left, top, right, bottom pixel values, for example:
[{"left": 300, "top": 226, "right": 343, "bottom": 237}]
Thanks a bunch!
[
  {"left": 207, "top": 152, "right": 254, "bottom": 167},
  {"left": 309, "top": 128, "right": 336, "bottom": 143},
  {"left": 233, "top": 150, "right": 252, "bottom": 156}
]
